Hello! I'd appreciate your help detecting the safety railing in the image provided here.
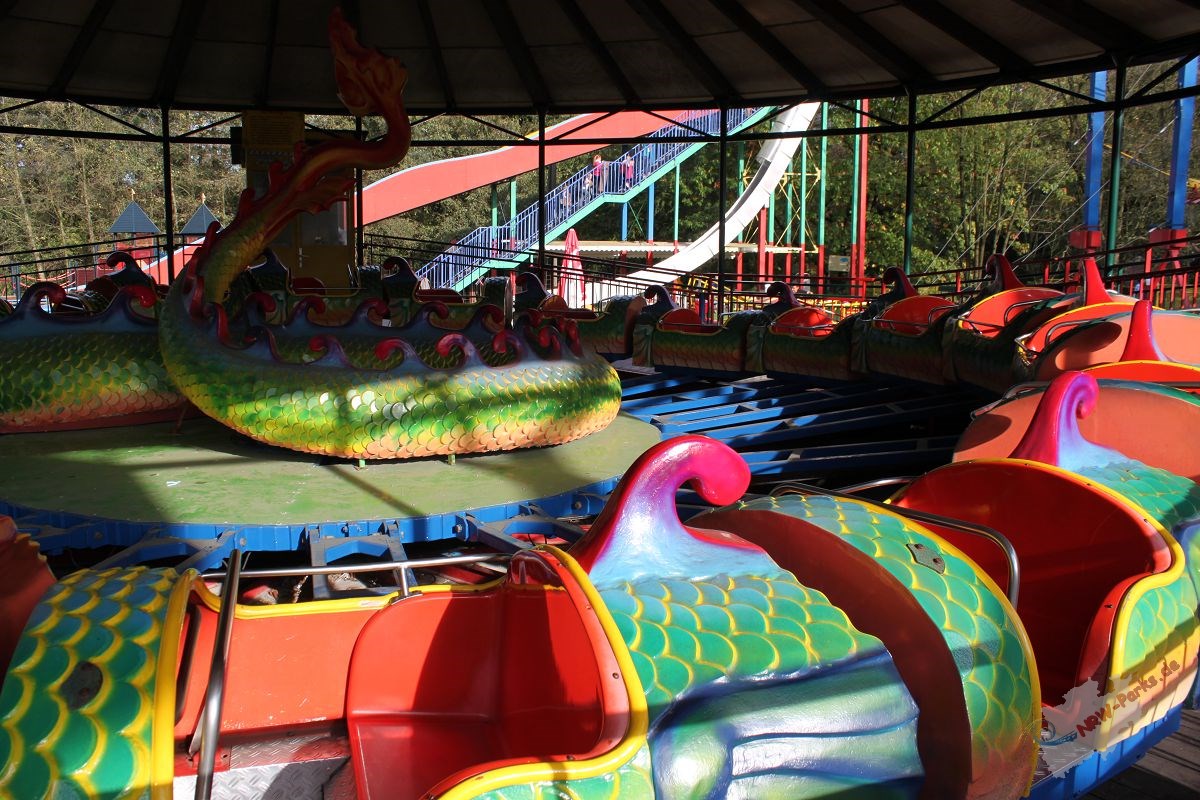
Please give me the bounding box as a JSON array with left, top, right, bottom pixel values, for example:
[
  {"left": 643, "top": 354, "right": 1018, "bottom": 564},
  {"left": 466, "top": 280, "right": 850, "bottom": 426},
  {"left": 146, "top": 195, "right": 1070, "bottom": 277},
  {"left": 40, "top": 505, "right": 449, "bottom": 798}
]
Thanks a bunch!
[
  {"left": 1, "top": 235, "right": 164, "bottom": 303},
  {"left": 415, "top": 107, "right": 768, "bottom": 291},
  {"left": 772, "top": 482, "right": 1021, "bottom": 607},
  {"left": 190, "top": 549, "right": 241, "bottom": 800}
]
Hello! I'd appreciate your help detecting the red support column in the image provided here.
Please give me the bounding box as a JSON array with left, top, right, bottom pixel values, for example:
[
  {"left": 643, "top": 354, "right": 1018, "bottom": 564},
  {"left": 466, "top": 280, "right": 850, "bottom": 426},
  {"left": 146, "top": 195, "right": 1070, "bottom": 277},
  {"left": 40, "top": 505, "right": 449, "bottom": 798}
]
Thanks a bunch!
[
  {"left": 857, "top": 99, "right": 870, "bottom": 298},
  {"left": 817, "top": 244, "right": 826, "bottom": 296},
  {"left": 757, "top": 206, "right": 768, "bottom": 286}
]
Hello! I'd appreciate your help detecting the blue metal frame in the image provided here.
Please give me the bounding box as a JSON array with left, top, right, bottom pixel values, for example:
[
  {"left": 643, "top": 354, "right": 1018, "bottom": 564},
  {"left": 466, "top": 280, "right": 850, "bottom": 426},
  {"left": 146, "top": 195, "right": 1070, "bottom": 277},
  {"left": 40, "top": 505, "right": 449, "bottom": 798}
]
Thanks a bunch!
[
  {"left": 1167, "top": 59, "right": 1198, "bottom": 230},
  {"left": 621, "top": 374, "right": 985, "bottom": 478},
  {"left": 10, "top": 371, "right": 988, "bottom": 571},
  {"left": 4, "top": 471, "right": 627, "bottom": 573},
  {"left": 1083, "top": 71, "right": 1107, "bottom": 233},
  {"left": 1027, "top": 707, "right": 1182, "bottom": 800}
]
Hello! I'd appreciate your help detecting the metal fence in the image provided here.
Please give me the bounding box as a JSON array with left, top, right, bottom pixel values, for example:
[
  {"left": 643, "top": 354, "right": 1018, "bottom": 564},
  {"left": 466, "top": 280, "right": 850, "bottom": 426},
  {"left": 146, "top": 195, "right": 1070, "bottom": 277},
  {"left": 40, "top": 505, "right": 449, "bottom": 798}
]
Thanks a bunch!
[
  {"left": 414, "top": 107, "right": 768, "bottom": 291},
  {"left": 1, "top": 236, "right": 163, "bottom": 304}
]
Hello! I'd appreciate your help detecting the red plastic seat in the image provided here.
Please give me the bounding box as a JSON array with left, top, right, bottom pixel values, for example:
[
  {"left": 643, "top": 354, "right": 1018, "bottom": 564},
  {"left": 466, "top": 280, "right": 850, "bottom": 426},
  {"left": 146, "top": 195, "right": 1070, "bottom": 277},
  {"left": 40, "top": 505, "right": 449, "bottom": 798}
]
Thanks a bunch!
[
  {"left": 345, "top": 551, "right": 629, "bottom": 799},
  {"left": 873, "top": 295, "right": 954, "bottom": 335},
  {"left": 414, "top": 288, "right": 463, "bottom": 303},
  {"left": 956, "top": 287, "right": 1063, "bottom": 338},
  {"left": 770, "top": 305, "right": 834, "bottom": 338},
  {"left": 657, "top": 307, "right": 720, "bottom": 333},
  {"left": 892, "top": 461, "right": 1170, "bottom": 704}
]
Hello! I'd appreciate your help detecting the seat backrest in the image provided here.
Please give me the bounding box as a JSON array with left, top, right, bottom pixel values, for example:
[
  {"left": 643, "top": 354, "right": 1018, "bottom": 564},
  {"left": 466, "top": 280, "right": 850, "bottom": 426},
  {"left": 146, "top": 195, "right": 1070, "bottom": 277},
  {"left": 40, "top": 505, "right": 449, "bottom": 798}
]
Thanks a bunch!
[
  {"left": 957, "top": 288, "right": 1061, "bottom": 338},
  {"left": 874, "top": 295, "right": 954, "bottom": 335},
  {"left": 289, "top": 275, "right": 326, "bottom": 295},
  {"left": 415, "top": 288, "right": 463, "bottom": 303},
  {"left": 771, "top": 305, "right": 834, "bottom": 337},
  {"left": 658, "top": 307, "right": 715, "bottom": 332},
  {"left": 345, "top": 551, "right": 629, "bottom": 798},
  {"left": 893, "top": 461, "right": 1169, "bottom": 703}
]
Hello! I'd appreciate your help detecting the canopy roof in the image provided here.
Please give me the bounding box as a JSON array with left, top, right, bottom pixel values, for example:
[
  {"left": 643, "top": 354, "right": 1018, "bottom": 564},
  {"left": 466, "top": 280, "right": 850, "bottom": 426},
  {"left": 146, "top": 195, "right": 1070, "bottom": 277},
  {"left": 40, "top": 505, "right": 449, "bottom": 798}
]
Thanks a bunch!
[
  {"left": 180, "top": 202, "right": 221, "bottom": 236},
  {"left": 1, "top": 1, "right": 1199, "bottom": 115},
  {"left": 109, "top": 201, "right": 161, "bottom": 235}
]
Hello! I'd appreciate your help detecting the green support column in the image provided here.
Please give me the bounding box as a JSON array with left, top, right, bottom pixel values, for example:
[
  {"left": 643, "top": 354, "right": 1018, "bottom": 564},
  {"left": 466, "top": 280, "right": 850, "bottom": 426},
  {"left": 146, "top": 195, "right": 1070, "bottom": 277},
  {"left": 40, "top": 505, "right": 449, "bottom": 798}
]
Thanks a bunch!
[
  {"left": 718, "top": 107, "right": 729, "bottom": 316},
  {"left": 735, "top": 141, "right": 746, "bottom": 242},
  {"left": 799, "top": 140, "right": 807, "bottom": 277},
  {"left": 537, "top": 111, "right": 546, "bottom": 267},
  {"left": 786, "top": 153, "right": 795, "bottom": 276},
  {"left": 767, "top": 188, "right": 776, "bottom": 280},
  {"left": 491, "top": 183, "right": 499, "bottom": 228},
  {"left": 509, "top": 178, "right": 518, "bottom": 246},
  {"left": 1105, "top": 64, "right": 1127, "bottom": 271},
  {"left": 648, "top": 181, "right": 656, "bottom": 242},
  {"left": 160, "top": 106, "right": 175, "bottom": 282},
  {"left": 354, "top": 116, "right": 364, "bottom": 270},
  {"left": 673, "top": 162, "right": 681, "bottom": 244}
]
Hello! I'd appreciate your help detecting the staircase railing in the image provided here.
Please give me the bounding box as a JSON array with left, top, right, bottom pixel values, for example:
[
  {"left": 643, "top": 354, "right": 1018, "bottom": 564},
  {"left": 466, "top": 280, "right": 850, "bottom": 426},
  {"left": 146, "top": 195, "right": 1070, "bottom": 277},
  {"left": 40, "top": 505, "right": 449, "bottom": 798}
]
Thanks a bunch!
[{"left": 416, "top": 107, "right": 769, "bottom": 291}]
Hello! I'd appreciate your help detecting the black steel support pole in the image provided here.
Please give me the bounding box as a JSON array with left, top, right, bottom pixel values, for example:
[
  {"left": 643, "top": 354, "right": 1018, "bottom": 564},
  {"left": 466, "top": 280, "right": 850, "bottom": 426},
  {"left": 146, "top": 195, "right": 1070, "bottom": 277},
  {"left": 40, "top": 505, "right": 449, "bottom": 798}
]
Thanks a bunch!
[
  {"left": 161, "top": 106, "right": 176, "bottom": 282},
  {"left": 538, "top": 110, "right": 547, "bottom": 268},
  {"left": 355, "top": 116, "right": 365, "bottom": 270},
  {"left": 1105, "top": 63, "right": 1127, "bottom": 272},
  {"left": 717, "top": 106, "right": 728, "bottom": 316},
  {"left": 903, "top": 91, "right": 917, "bottom": 273}
]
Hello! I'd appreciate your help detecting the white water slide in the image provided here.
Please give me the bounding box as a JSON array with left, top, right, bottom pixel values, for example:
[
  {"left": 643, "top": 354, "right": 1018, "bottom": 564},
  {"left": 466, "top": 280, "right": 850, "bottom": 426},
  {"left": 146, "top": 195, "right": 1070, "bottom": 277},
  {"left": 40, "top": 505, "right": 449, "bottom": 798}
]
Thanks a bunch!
[{"left": 589, "top": 103, "right": 818, "bottom": 303}]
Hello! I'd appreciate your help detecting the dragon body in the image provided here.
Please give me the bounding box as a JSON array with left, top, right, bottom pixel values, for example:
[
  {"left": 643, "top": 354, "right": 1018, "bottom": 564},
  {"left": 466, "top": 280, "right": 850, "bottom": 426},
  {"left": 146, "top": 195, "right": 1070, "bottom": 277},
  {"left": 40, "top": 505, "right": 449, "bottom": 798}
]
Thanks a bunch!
[
  {"left": 0, "top": 23, "right": 620, "bottom": 454},
  {"left": 0, "top": 282, "right": 185, "bottom": 433},
  {"left": 154, "top": 12, "right": 620, "bottom": 459}
]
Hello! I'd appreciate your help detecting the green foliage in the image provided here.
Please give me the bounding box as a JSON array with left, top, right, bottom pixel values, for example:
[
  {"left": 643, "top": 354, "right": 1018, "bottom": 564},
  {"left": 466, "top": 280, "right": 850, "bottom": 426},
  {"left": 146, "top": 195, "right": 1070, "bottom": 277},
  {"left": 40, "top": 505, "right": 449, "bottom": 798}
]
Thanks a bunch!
[
  {"left": 810, "top": 68, "right": 1200, "bottom": 281},
  {"left": 0, "top": 103, "right": 244, "bottom": 259},
  {"left": 1, "top": 64, "right": 1197, "bottom": 289}
]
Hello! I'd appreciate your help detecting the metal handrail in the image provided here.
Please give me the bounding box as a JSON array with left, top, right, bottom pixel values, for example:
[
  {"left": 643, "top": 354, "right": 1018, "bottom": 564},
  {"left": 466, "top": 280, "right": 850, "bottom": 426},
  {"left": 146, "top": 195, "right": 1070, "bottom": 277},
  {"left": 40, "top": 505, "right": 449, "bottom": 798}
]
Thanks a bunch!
[
  {"left": 771, "top": 482, "right": 1021, "bottom": 607},
  {"left": 835, "top": 476, "right": 917, "bottom": 495},
  {"left": 1029, "top": 315, "right": 1106, "bottom": 354},
  {"left": 200, "top": 553, "right": 512, "bottom": 599},
  {"left": 416, "top": 107, "right": 766, "bottom": 290},
  {"left": 174, "top": 604, "right": 203, "bottom": 725},
  {"left": 192, "top": 549, "right": 241, "bottom": 800}
]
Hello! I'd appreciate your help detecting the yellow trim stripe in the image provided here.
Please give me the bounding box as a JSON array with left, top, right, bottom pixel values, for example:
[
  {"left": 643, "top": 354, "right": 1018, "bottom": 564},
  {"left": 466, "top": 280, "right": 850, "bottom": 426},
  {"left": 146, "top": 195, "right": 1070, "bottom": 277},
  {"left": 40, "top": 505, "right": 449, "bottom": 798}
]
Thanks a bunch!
[
  {"left": 149, "top": 570, "right": 198, "bottom": 800},
  {"left": 436, "top": 546, "right": 649, "bottom": 799},
  {"left": 934, "top": 458, "right": 1187, "bottom": 686},
  {"left": 1085, "top": 360, "right": 1200, "bottom": 370}
]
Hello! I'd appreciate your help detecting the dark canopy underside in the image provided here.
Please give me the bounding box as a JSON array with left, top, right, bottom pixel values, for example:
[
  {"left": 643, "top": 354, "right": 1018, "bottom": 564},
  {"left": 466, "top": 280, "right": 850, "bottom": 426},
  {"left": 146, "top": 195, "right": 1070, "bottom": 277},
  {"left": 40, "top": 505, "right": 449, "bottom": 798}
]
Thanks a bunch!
[{"left": 2, "top": 0, "right": 1200, "bottom": 114}]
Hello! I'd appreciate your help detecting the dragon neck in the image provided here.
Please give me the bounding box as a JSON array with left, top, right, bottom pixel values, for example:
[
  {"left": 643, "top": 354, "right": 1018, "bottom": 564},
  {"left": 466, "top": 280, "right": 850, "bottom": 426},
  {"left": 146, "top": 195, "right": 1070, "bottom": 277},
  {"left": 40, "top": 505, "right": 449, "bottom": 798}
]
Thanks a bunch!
[{"left": 188, "top": 10, "right": 411, "bottom": 307}]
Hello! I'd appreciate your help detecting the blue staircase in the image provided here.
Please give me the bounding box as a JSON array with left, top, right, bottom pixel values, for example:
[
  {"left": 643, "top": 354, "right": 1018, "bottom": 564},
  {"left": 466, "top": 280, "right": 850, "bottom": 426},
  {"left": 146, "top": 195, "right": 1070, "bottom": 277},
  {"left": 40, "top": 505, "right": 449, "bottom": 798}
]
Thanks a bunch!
[{"left": 417, "top": 107, "right": 772, "bottom": 291}]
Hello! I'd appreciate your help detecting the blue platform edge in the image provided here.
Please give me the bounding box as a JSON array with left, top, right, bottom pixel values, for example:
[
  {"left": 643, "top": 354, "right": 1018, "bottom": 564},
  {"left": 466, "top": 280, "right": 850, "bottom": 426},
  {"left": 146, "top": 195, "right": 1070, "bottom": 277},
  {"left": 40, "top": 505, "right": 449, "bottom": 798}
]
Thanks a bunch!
[
  {"left": 1027, "top": 706, "right": 1183, "bottom": 799},
  {"left": 1, "top": 472, "right": 622, "bottom": 570}
]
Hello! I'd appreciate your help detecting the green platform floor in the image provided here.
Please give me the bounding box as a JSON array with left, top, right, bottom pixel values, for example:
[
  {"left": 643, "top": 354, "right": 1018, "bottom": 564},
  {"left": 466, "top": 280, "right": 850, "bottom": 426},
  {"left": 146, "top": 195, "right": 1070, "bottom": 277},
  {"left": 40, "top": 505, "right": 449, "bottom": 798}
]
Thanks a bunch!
[{"left": 0, "top": 413, "right": 660, "bottom": 526}]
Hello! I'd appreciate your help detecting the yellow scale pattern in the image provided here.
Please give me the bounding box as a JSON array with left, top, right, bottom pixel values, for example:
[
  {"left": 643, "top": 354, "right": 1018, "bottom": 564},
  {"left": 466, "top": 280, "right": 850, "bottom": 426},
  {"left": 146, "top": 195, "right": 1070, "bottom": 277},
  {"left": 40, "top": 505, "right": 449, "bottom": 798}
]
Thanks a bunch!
[
  {"left": 599, "top": 573, "right": 882, "bottom": 722},
  {"left": 465, "top": 573, "right": 885, "bottom": 800},
  {"left": 1118, "top": 577, "right": 1199, "bottom": 683},
  {"left": 743, "top": 494, "right": 1040, "bottom": 799},
  {"left": 0, "top": 567, "right": 178, "bottom": 800},
  {"left": 1, "top": 330, "right": 181, "bottom": 430},
  {"left": 465, "top": 745, "right": 655, "bottom": 800}
]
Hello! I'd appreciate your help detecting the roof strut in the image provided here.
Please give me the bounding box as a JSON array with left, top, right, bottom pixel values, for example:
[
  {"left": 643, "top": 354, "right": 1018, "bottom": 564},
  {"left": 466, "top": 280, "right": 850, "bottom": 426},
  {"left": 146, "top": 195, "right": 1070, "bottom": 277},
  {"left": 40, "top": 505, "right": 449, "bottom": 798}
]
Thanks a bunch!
[
  {"left": 48, "top": 0, "right": 117, "bottom": 97},
  {"left": 628, "top": 0, "right": 738, "bottom": 103},
  {"left": 482, "top": 0, "right": 552, "bottom": 108}
]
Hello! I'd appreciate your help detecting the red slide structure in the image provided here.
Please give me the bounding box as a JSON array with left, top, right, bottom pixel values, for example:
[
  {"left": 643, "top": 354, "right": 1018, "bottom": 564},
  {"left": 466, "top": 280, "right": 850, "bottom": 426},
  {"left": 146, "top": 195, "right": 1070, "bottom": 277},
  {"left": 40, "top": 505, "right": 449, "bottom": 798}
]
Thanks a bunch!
[
  {"left": 360, "top": 110, "right": 683, "bottom": 224},
  {"left": 143, "top": 110, "right": 681, "bottom": 282}
]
